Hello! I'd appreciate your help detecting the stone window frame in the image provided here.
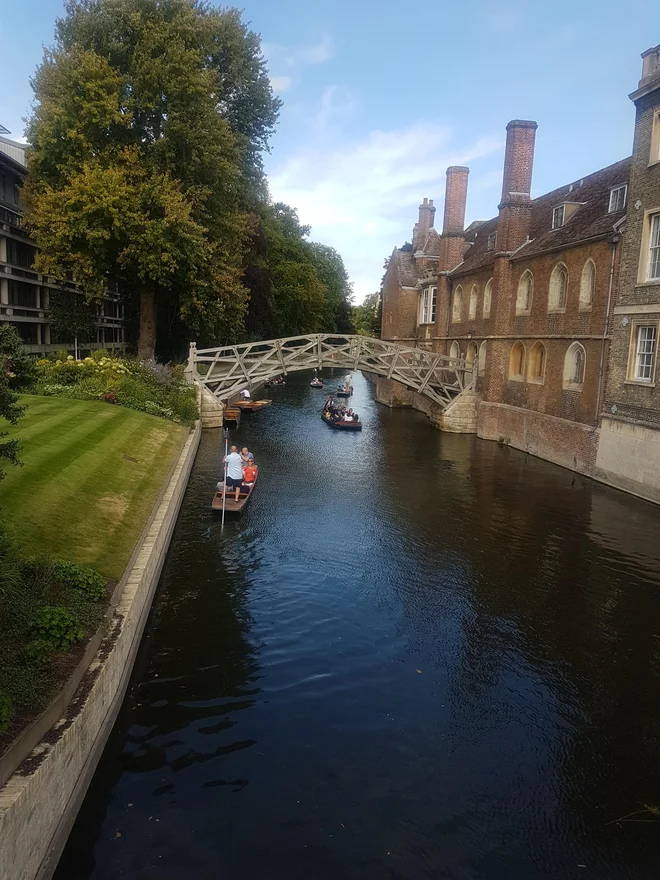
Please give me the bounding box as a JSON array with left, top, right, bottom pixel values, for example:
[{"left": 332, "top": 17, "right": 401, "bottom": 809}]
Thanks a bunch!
[
  {"left": 625, "top": 318, "right": 659, "bottom": 387},
  {"left": 482, "top": 278, "right": 493, "bottom": 318},
  {"left": 579, "top": 259, "right": 596, "bottom": 311},
  {"left": 449, "top": 340, "right": 461, "bottom": 363},
  {"left": 563, "top": 341, "right": 586, "bottom": 391},
  {"left": 418, "top": 285, "right": 437, "bottom": 325},
  {"left": 650, "top": 109, "right": 660, "bottom": 167},
  {"left": 508, "top": 341, "right": 526, "bottom": 382},
  {"left": 516, "top": 270, "right": 533, "bottom": 315},
  {"left": 478, "top": 341, "right": 487, "bottom": 376},
  {"left": 608, "top": 184, "right": 627, "bottom": 213},
  {"left": 637, "top": 208, "right": 660, "bottom": 284},
  {"left": 468, "top": 284, "right": 478, "bottom": 320},
  {"left": 528, "top": 341, "right": 546, "bottom": 384},
  {"left": 452, "top": 285, "right": 463, "bottom": 323},
  {"left": 548, "top": 262, "right": 569, "bottom": 313},
  {"left": 466, "top": 340, "right": 478, "bottom": 374}
]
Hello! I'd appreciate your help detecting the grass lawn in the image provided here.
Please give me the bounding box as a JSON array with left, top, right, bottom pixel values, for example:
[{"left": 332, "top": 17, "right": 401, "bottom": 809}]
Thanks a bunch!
[{"left": 0, "top": 395, "right": 187, "bottom": 579}]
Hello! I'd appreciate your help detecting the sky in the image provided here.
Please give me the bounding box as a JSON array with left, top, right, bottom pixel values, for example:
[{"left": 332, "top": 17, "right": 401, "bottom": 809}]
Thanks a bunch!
[{"left": 0, "top": 0, "right": 657, "bottom": 302}]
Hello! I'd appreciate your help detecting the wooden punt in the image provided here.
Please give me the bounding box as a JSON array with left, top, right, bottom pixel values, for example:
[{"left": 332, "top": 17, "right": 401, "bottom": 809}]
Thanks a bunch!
[
  {"left": 310, "top": 379, "right": 324, "bottom": 388},
  {"left": 321, "top": 412, "right": 362, "bottom": 431},
  {"left": 223, "top": 407, "right": 241, "bottom": 427},
  {"left": 335, "top": 388, "right": 352, "bottom": 397},
  {"left": 235, "top": 399, "right": 272, "bottom": 412},
  {"left": 212, "top": 468, "right": 259, "bottom": 513}
]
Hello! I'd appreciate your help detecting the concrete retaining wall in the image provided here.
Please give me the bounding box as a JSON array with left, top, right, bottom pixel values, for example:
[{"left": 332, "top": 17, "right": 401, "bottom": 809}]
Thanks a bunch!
[{"left": 0, "top": 421, "right": 201, "bottom": 880}]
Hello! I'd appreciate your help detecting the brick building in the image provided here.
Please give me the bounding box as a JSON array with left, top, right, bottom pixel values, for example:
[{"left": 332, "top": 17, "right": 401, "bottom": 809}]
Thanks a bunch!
[
  {"left": 596, "top": 46, "right": 660, "bottom": 503},
  {"left": 380, "top": 47, "right": 660, "bottom": 498},
  {"left": 0, "top": 134, "right": 125, "bottom": 354}
]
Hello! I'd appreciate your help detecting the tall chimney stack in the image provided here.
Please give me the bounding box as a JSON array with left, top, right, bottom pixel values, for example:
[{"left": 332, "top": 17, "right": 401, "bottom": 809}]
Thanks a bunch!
[
  {"left": 439, "top": 166, "right": 469, "bottom": 270},
  {"left": 413, "top": 197, "right": 436, "bottom": 252},
  {"left": 498, "top": 119, "right": 537, "bottom": 251}
]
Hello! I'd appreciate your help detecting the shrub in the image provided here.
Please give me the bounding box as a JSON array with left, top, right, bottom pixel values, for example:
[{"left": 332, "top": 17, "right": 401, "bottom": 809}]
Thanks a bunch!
[
  {"left": 53, "top": 562, "right": 106, "bottom": 601},
  {"left": 27, "top": 606, "right": 83, "bottom": 662},
  {"left": 0, "top": 690, "right": 13, "bottom": 736},
  {"left": 35, "top": 351, "right": 197, "bottom": 424}
]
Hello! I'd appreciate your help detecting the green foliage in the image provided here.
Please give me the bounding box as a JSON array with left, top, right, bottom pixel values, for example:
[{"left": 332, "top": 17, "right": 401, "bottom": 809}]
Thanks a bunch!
[
  {"left": 0, "top": 691, "right": 12, "bottom": 736},
  {"left": 48, "top": 289, "right": 98, "bottom": 343},
  {"left": 27, "top": 606, "right": 83, "bottom": 665},
  {"left": 24, "top": 0, "right": 282, "bottom": 357},
  {"left": 243, "top": 204, "right": 354, "bottom": 340},
  {"left": 34, "top": 352, "right": 197, "bottom": 423},
  {"left": 351, "top": 292, "right": 382, "bottom": 338},
  {"left": 0, "top": 324, "right": 36, "bottom": 480},
  {"left": 53, "top": 562, "right": 106, "bottom": 601}
]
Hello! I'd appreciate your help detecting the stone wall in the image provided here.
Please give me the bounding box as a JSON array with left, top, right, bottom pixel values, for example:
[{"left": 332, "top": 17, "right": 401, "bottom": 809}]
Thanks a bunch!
[
  {"left": 595, "top": 415, "right": 660, "bottom": 504},
  {"left": 0, "top": 422, "right": 201, "bottom": 880}
]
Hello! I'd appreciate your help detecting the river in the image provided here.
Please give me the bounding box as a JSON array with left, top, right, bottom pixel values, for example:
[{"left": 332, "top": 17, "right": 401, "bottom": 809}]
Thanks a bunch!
[{"left": 55, "top": 371, "right": 660, "bottom": 880}]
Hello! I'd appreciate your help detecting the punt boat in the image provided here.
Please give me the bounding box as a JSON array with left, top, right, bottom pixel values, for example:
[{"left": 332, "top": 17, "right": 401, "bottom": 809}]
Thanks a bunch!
[{"left": 212, "top": 468, "right": 259, "bottom": 513}]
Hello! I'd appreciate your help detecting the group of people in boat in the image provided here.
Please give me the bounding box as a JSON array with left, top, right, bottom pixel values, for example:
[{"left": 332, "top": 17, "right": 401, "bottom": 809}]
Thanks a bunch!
[
  {"left": 323, "top": 397, "right": 359, "bottom": 423},
  {"left": 220, "top": 445, "right": 258, "bottom": 501}
]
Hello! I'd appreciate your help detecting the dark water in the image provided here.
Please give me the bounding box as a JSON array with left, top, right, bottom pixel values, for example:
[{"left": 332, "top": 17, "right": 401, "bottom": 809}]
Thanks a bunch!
[{"left": 56, "top": 372, "right": 660, "bottom": 880}]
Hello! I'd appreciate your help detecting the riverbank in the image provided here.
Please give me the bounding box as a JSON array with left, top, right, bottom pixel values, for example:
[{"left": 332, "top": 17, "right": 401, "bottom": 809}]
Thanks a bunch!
[
  {"left": 0, "top": 395, "right": 187, "bottom": 578},
  {"left": 0, "top": 398, "right": 201, "bottom": 880}
]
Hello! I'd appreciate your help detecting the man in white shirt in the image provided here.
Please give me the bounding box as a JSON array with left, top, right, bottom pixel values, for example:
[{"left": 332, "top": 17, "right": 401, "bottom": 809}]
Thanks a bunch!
[
  {"left": 223, "top": 445, "right": 244, "bottom": 501},
  {"left": 241, "top": 388, "right": 251, "bottom": 400}
]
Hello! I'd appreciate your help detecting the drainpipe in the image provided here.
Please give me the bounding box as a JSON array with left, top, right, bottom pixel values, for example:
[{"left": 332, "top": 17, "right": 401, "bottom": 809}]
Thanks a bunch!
[{"left": 594, "top": 234, "right": 619, "bottom": 426}]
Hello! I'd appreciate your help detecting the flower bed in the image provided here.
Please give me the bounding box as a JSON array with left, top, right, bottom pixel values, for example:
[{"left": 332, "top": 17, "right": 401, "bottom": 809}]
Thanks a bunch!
[{"left": 34, "top": 351, "right": 197, "bottom": 424}]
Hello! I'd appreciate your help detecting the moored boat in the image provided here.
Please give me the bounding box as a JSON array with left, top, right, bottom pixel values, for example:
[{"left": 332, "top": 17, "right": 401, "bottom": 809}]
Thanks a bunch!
[
  {"left": 310, "top": 378, "right": 324, "bottom": 388},
  {"left": 235, "top": 399, "right": 272, "bottom": 411},
  {"left": 212, "top": 467, "right": 259, "bottom": 513}
]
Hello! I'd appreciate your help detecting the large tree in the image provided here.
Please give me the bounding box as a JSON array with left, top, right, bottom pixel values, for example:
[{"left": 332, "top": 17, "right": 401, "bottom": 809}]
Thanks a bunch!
[
  {"left": 0, "top": 326, "right": 35, "bottom": 481},
  {"left": 24, "top": 0, "right": 280, "bottom": 359}
]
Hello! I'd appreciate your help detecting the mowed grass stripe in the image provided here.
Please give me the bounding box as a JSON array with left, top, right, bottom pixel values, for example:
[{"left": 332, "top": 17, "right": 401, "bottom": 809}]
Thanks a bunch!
[{"left": 0, "top": 397, "right": 187, "bottom": 578}]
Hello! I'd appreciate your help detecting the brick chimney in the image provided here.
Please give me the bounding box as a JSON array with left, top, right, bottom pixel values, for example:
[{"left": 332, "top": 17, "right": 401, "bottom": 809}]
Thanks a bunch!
[
  {"left": 497, "top": 119, "right": 537, "bottom": 252},
  {"left": 412, "top": 197, "right": 436, "bottom": 252},
  {"left": 438, "top": 166, "right": 469, "bottom": 270}
]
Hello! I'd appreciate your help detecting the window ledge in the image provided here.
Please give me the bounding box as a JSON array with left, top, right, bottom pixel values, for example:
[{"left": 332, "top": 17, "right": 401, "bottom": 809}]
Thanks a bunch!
[
  {"left": 563, "top": 382, "right": 583, "bottom": 392},
  {"left": 515, "top": 309, "right": 532, "bottom": 317},
  {"left": 548, "top": 308, "right": 567, "bottom": 315},
  {"left": 648, "top": 159, "right": 660, "bottom": 169},
  {"left": 508, "top": 375, "right": 525, "bottom": 383},
  {"left": 528, "top": 377, "right": 545, "bottom": 385},
  {"left": 635, "top": 280, "right": 660, "bottom": 288},
  {"left": 578, "top": 304, "right": 593, "bottom": 312},
  {"left": 624, "top": 379, "right": 657, "bottom": 388},
  {"left": 417, "top": 322, "right": 435, "bottom": 326}
]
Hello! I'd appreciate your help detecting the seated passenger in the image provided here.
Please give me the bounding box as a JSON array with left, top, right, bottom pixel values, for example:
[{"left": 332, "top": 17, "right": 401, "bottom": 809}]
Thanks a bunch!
[
  {"left": 242, "top": 461, "right": 257, "bottom": 485},
  {"left": 240, "top": 446, "right": 250, "bottom": 466}
]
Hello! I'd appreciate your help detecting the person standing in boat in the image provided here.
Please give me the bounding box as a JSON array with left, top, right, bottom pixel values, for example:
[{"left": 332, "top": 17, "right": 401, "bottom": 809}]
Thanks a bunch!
[
  {"left": 224, "top": 445, "right": 244, "bottom": 502},
  {"left": 241, "top": 388, "right": 251, "bottom": 400}
]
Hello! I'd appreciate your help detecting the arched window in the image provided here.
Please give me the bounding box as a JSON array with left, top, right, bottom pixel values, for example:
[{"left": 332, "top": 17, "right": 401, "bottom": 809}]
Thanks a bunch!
[
  {"left": 563, "top": 342, "right": 586, "bottom": 389},
  {"left": 449, "top": 341, "right": 461, "bottom": 362},
  {"left": 466, "top": 341, "right": 478, "bottom": 372},
  {"left": 509, "top": 341, "right": 526, "bottom": 381},
  {"left": 579, "top": 260, "right": 595, "bottom": 309},
  {"left": 469, "top": 285, "right": 478, "bottom": 320},
  {"left": 452, "top": 286, "right": 463, "bottom": 322},
  {"left": 528, "top": 342, "right": 546, "bottom": 383},
  {"left": 548, "top": 263, "right": 569, "bottom": 311},
  {"left": 516, "top": 270, "right": 533, "bottom": 314},
  {"left": 478, "top": 341, "right": 487, "bottom": 376},
  {"left": 482, "top": 278, "right": 493, "bottom": 318}
]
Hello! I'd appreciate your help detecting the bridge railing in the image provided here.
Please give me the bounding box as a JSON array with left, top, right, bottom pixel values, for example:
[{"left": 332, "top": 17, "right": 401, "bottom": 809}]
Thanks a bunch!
[{"left": 188, "top": 334, "right": 474, "bottom": 410}]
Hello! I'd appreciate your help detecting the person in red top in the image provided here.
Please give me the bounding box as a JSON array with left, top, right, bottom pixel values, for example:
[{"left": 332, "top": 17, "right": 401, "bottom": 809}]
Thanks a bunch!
[{"left": 242, "top": 456, "right": 257, "bottom": 487}]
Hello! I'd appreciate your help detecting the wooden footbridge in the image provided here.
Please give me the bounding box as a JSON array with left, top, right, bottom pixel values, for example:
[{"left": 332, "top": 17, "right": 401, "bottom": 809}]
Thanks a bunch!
[{"left": 188, "top": 335, "right": 474, "bottom": 410}]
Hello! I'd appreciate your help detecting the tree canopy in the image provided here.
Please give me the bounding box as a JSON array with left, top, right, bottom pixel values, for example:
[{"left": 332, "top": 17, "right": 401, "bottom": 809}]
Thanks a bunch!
[
  {"left": 351, "top": 292, "right": 382, "bottom": 337},
  {"left": 23, "top": 0, "right": 355, "bottom": 355}
]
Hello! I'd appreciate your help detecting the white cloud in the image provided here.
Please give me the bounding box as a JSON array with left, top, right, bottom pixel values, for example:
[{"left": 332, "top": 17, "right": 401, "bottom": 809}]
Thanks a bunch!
[
  {"left": 263, "top": 35, "right": 334, "bottom": 70},
  {"left": 268, "top": 120, "right": 502, "bottom": 302},
  {"left": 270, "top": 75, "right": 293, "bottom": 93}
]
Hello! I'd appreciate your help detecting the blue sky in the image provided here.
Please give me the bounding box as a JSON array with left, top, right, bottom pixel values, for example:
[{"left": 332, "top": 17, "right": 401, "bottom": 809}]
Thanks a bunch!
[{"left": 1, "top": 1, "right": 657, "bottom": 301}]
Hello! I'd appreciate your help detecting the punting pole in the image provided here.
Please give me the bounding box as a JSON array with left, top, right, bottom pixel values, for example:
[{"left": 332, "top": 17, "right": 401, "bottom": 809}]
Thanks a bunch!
[{"left": 221, "top": 426, "right": 229, "bottom": 528}]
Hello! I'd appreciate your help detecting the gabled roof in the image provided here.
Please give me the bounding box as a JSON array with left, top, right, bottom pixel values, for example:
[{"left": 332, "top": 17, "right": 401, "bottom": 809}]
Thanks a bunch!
[
  {"left": 420, "top": 227, "right": 441, "bottom": 257},
  {"left": 391, "top": 247, "right": 418, "bottom": 287},
  {"left": 512, "top": 157, "right": 631, "bottom": 260},
  {"left": 451, "top": 216, "right": 498, "bottom": 277}
]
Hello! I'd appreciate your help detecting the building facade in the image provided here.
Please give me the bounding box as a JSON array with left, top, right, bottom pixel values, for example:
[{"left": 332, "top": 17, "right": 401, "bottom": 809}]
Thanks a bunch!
[
  {"left": 596, "top": 46, "right": 660, "bottom": 503},
  {"left": 0, "top": 135, "right": 125, "bottom": 354},
  {"left": 380, "top": 45, "right": 660, "bottom": 501}
]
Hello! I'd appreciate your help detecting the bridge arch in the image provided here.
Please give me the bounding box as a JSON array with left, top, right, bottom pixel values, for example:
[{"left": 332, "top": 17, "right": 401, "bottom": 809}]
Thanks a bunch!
[{"left": 189, "top": 334, "right": 475, "bottom": 411}]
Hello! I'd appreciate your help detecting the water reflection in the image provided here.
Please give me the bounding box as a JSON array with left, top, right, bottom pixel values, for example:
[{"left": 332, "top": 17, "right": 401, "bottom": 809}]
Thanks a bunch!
[{"left": 56, "top": 372, "right": 660, "bottom": 880}]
